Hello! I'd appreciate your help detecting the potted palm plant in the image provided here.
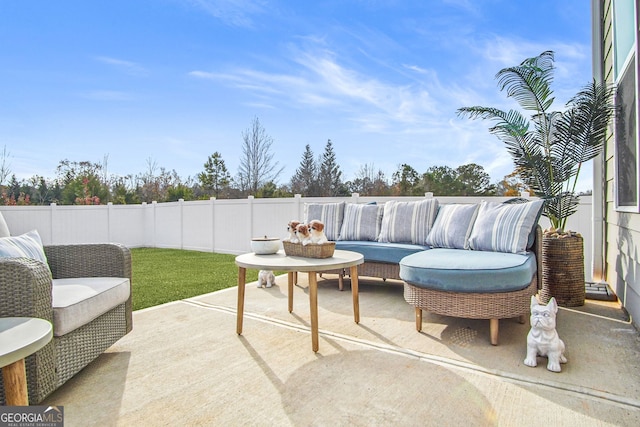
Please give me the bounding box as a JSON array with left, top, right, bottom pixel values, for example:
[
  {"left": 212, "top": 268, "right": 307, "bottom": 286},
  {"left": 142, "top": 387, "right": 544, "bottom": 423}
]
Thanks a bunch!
[{"left": 457, "top": 51, "right": 615, "bottom": 306}]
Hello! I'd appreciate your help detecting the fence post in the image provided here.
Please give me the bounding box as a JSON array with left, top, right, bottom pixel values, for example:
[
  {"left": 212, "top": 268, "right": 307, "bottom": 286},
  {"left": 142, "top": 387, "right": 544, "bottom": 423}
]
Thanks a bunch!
[
  {"left": 141, "top": 202, "right": 148, "bottom": 246},
  {"left": 248, "top": 195, "right": 254, "bottom": 242},
  {"left": 425, "top": 192, "right": 434, "bottom": 199},
  {"left": 49, "top": 203, "right": 56, "bottom": 244},
  {"left": 179, "top": 199, "right": 185, "bottom": 250},
  {"left": 351, "top": 193, "right": 360, "bottom": 204},
  {"left": 152, "top": 201, "right": 157, "bottom": 248},
  {"left": 294, "top": 194, "right": 302, "bottom": 222},
  {"left": 210, "top": 197, "right": 216, "bottom": 253},
  {"left": 107, "top": 202, "right": 113, "bottom": 243}
]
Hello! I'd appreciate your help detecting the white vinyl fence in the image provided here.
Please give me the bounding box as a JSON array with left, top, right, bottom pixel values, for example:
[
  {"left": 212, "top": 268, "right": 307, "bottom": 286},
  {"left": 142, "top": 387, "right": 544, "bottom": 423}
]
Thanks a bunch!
[{"left": 0, "top": 194, "right": 595, "bottom": 280}]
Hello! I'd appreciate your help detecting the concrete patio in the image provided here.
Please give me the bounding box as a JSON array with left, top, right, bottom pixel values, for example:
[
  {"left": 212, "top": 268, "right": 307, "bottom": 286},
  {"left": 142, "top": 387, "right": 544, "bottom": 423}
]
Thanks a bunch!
[{"left": 42, "top": 274, "right": 640, "bottom": 426}]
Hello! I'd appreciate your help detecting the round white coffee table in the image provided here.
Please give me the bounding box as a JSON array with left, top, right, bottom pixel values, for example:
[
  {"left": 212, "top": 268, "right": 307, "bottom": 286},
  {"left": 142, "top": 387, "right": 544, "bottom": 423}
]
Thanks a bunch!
[
  {"left": 0, "top": 317, "right": 53, "bottom": 405},
  {"left": 235, "top": 249, "right": 364, "bottom": 352}
]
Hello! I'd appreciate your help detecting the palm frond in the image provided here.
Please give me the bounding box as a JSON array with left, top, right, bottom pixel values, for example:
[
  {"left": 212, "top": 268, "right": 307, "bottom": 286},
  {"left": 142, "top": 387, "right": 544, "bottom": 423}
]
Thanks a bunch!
[
  {"left": 555, "top": 80, "right": 616, "bottom": 164},
  {"left": 457, "top": 52, "right": 615, "bottom": 228},
  {"left": 457, "top": 107, "right": 529, "bottom": 137},
  {"left": 496, "top": 50, "right": 555, "bottom": 113},
  {"left": 542, "top": 192, "right": 580, "bottom": 229},
  {"left": 457, "top": 106, "right": 533, "bottom": 162}
]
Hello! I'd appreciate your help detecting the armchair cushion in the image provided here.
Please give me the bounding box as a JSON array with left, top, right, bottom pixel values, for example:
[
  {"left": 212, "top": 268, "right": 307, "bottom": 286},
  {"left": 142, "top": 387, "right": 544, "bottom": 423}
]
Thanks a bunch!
[{"left": 52, "top": 277, "right": 131, "bottom": 336}]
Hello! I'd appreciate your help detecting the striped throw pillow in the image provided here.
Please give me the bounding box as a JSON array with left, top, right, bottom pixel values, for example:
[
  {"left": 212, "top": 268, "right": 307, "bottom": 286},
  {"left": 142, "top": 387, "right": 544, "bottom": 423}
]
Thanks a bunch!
[
  {"left": 304, "top": 202, "right": 345, "bottom": 241},
  {"left": 0, "top": 211, "right": 10, "bottom": 237},
  {"left": 426, "top": 204, "right": 479, "bottom": 249},
  {"left": 0, "top": 229, "right": 49, "bottom": 267},
  {"left": 377, "top": 199, "right": 439, "bottom": 244},
  {"left": 468, "top": 200, "right": 544, "bottom": 254},
  {"left": 338, "top": 203, "right": 384, "bottom": 241}
]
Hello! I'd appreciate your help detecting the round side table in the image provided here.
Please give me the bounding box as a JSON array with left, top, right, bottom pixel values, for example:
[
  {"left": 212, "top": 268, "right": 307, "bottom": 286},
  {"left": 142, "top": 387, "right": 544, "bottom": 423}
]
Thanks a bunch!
[
  {"left": 0, "top": 317, "right": 53, "bottom": 405},
  {"left": 235, "top": 249, "right": 364, "bottom": 352}
]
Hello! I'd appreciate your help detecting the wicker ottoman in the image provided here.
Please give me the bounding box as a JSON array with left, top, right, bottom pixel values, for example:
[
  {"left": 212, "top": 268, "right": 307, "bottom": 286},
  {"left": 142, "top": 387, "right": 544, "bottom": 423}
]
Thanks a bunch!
[{"left": 399, "top": 230, "right": 542, "bottom": 346}]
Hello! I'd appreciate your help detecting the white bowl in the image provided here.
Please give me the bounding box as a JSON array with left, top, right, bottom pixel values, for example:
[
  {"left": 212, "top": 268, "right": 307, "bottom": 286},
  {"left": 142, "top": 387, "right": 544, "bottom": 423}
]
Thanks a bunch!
[{"left": 251, "top": 237, "right": 280, "bottom": 254}]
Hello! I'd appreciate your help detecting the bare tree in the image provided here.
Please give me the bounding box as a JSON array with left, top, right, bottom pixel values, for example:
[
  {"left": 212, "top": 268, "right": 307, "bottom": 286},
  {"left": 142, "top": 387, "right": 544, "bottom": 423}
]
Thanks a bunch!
[
  {"left": 137, "top": 157, "right": 182, "bottom": 202},
  {"left": 237, "top": 117, "right": 283, "bottom": 194},
  {"left": 349, "top": 163, "right": 388, "bottom": 196},
  {"left": 0, "top": 145, "right": 12, "bottom": 185}
]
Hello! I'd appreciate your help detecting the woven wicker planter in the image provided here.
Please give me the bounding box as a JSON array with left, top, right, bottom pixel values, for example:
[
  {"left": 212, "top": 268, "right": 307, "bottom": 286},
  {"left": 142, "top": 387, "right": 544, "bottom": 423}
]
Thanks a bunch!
[{"left": 539, "top": 234, "right": 585, "bottom": 307}]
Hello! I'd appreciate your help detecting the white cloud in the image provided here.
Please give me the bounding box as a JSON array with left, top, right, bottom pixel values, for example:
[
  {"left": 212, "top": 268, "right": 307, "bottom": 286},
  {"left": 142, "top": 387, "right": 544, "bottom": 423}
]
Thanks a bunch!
[
  {"left": 468, "top": 35, "right": 590, "bottom": 87},
  {"left": 191, "top": 45, "right": 450, "bottom": 133},
  {"left": 402, "top": 64, "right": 429, "bottom": 74},
  {"left": 184, "top": 0, "right": 268, "bottom": 28},
  {"left": 94, "top": 56, "right": 147, "bottom": 76},
  {"left": 243, "top": 101, "right": 275, "bottom": 109}
]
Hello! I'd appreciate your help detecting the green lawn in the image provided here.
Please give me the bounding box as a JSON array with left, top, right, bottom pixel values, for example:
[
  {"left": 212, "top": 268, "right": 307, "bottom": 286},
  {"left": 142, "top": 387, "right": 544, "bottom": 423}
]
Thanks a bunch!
[{"left": 131, "top": 248, "right": 259, "bottom": 311}]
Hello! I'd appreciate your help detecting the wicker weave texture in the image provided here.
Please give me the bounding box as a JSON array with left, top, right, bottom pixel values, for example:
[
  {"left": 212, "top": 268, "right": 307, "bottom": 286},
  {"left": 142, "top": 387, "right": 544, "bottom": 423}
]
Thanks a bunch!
[
  {"left": 283, "top": 241, "right": 336, "bottom": 258},
  {"left": 0, "top": 258, "right": 54, "bottom": 321},
  {"left": 55, "top": 304, "right": 128, "bottom": 386},
  {"left": 357, "top": 262, "right": 401, "bottom": 281},
  {"left": 0, "top": 258, "right": 58, "bottom": 404},
  {"left": 403, "top": 276, "right": 538, "bottom": 319},
  {"left": 45, "top": 243, "right": 132, "bottom": 279},
  {"left": 539, "top": 235, "right": 585, "bottom": 307}
]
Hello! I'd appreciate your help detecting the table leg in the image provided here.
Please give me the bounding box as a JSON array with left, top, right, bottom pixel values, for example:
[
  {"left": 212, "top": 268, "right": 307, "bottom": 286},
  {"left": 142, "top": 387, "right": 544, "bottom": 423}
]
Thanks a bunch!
[
  {"left": 2, "top": 358, "right": 28, "bottom": 405},
  {"left": 350, "top": 265, "right": 360, "bottom": 324},
  {"left": 288, "top": 272, "right": 294, "bottom": 313},
  {"left": 308, "top": 271, "right": 319, "bottom": 352},
  {"left": 236, "top": 267, "right": 246, "bottom": 335}
]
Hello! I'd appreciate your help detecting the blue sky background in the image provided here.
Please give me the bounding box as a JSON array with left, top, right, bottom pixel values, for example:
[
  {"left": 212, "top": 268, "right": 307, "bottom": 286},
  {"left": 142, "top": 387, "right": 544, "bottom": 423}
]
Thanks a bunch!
[{"left": 0, "top": 0, "right": 595, "bottom": 191}]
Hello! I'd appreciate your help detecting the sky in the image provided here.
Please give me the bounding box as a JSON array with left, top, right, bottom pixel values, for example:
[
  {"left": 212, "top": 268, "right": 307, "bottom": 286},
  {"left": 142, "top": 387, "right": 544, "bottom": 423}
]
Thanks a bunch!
[{"left": 0, "top": 0, "right": 595, "bottom": 192}]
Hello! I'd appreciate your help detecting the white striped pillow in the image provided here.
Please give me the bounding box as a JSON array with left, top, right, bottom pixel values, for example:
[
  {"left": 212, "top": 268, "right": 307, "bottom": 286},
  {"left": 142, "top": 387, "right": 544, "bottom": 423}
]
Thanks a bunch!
[
  {"left": 426, "top": 204, "right": 479, "bottom": 249},
  {"left": 468, "top": 200, "right": 544, "bottom": 254},
  {"left": 0, "top": 229, "right": 49, "bottom": 267},
  {"left": 304, "top": 202, "right": 345, "bottom": 241},
  {"left": 338, "top": 203, "right": 383, "bottom": 241},
  {"left": 0, "top": 211, "right": 10, "bottom": 237},
  {"left": 377, "top": 199, "right": 439, "bottom": 244}
]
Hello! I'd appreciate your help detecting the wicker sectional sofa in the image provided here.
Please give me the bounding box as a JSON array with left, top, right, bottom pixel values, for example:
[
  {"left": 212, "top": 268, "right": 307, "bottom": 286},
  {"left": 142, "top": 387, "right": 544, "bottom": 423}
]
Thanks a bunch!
[
  {"left": 0, "top": 217, "right": 132, "bottom": 404},
  {"left": 305, "top": 198, "right": 544, "bottom": 345}
]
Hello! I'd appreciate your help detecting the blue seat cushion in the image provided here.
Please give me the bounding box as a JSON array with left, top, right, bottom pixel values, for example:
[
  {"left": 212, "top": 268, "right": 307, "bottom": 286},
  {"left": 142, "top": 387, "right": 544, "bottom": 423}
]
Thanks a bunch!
[
  {"left": 399, "top": 249, "right": 537, "bottom": 293},
  {"left": 335, "top": 241, "right": 430, "bottom": 264}
]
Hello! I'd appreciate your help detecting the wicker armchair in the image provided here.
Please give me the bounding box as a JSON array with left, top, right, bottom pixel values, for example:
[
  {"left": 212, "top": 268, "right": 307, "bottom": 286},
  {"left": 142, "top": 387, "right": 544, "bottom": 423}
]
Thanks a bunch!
[{"left": 0, "top": 243, "right": 132, "bottom": 404}]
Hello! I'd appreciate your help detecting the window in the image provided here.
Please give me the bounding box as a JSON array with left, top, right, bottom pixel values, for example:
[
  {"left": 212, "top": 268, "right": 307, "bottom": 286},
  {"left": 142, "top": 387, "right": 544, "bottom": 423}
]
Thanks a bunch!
[
  {"left": 614, "top": 0, "right": 640, "bottom": 211},
  {"left": 613, "top": 0, "right": 636, "bottom": 80}
]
